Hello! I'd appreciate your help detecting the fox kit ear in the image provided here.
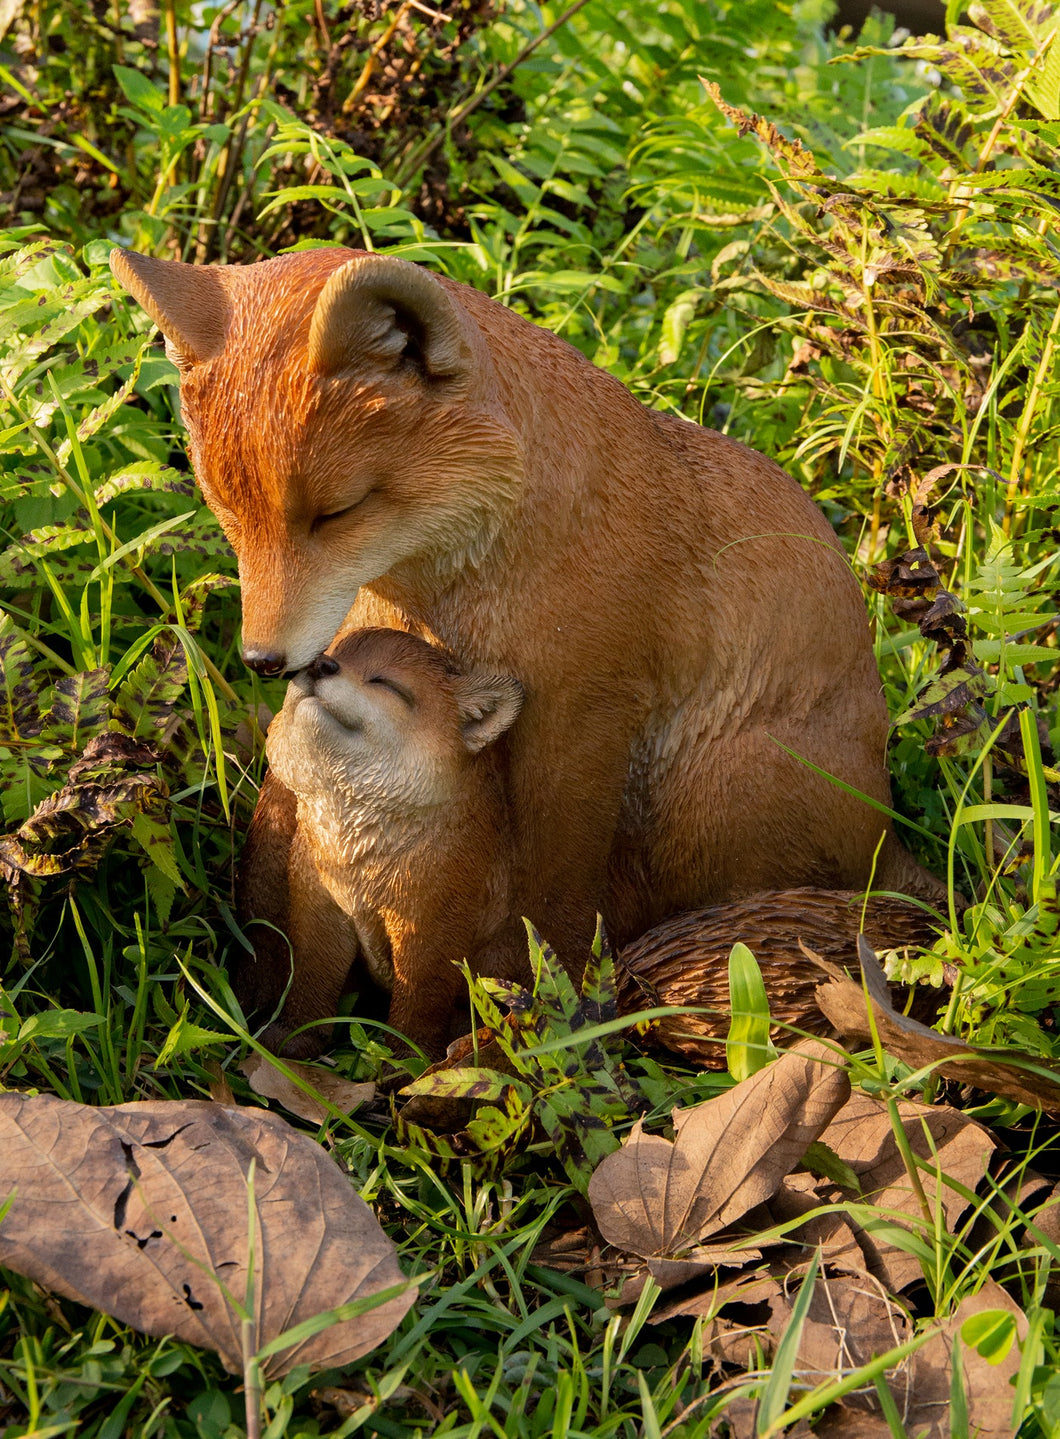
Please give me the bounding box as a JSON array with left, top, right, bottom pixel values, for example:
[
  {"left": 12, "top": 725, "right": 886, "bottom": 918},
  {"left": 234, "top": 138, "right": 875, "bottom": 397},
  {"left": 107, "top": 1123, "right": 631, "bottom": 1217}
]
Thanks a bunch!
[
  {"left": 109, "top": 249, "right": 229, "bottom": 370},
  {"left": 453, "top": 675, "right": 524, "bottom": 755},
  {"left": 308, "top": 255, "right": 474, "bottom": 381}
]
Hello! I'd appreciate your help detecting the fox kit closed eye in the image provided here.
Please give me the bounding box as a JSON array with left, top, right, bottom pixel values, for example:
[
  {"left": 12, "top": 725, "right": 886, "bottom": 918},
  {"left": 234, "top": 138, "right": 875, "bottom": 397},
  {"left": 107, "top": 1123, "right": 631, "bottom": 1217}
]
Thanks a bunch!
[{"left": 237, "top": 628, "right": 525, "bottom": 1059}]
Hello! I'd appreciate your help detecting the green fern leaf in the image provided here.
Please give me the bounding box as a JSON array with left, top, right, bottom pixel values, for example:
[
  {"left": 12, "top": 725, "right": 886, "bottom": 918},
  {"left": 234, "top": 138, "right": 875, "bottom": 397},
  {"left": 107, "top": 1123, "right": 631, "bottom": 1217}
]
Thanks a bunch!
[
  {"left": 152, "top": 509, "right": 233, "bottom": 562},
  {"left": 55, "top": 341, "right": 147, "bottom": 465},
  {"left": 174, "top": 573, "right": 239, "bottom": 633},
  {"left": 1025, "top": 26, "right": 1060, "bottom": 117},
  {"left": 974, "top": 639, "right": 1057, "bottom": 664},
  {"left": 968, "top": 0, "right": 1055, "bottom": 54},
  {"left": 915, "top": 93, "right": 978, "bottom": 167},
  {"left": 130, "top": 810, "right": 184, "bottom": 888},
  {"left": 39, "top": 668, "right": 111, "bottom": 751},
  {"left": 0, "top": 621, "right": 44, "bottom": 744},
  {"left": 144, "top": 864, "right": 178, "bottom": 928},
  {"left": 0, "top": 522, "right": 95, "bottom": 586},
  {"left": 0, "top": 281, "right": 112, "bottom": 376},
  {"left": 849, "top": 124, "right": 925, "bottom": 157},
  {"left": 961, "top": 166, "right": 1060, "bottom": 203},
  {"left": 111, "top": 636, "right": 187, "bottom": 740},
  {"left": 93, "top": 462, "right": 195, "bottom": 507}
]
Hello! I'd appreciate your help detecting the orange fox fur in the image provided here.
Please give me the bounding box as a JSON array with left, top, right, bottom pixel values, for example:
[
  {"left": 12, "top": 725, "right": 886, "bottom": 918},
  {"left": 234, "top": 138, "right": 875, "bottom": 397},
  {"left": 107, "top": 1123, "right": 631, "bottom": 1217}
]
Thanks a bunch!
[
  {"left": 238, "top": 628, "right": 525, "bottom": 1058},
  {"left": 111, "top": 244, "right": 940, "bottom": 987}
]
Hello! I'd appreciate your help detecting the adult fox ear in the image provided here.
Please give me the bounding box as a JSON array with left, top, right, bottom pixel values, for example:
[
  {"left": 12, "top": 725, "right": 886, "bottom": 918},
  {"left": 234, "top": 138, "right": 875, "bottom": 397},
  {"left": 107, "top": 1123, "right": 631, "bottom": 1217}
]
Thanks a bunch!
[
  {"left": 453, "top": 675, "right": 524, "bottom": 755},
  {"left": 308, "top": 255, "right": 475, "bottom": 381},
  {"left": 109, "top": 249, "right": 229, "bottom": 370}
]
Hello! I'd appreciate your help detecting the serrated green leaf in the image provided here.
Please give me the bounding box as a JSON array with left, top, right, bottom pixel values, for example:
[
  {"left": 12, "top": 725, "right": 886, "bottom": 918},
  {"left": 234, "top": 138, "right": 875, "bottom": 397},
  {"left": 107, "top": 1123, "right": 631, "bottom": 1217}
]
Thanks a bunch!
[
  {"left": 130, "top": 810, "right": 183, "bottom": 888},
  {"left": 801, "top": 1140, "right": 863, "bottom": 1194},
  {"left": 659, "top": 288, "right": 701, "bottom": 366},
  {"left": 19, "top": 1010, "right": 103, "bottom": 1042},
  {"left": 155, "top": 1004, "right": 231, "bottom": 1064},
  {"left": 974, "top": 640, "right": 1057, "bottom": 664},
  {"left": 113, "top": 63, "right": 165, "bottom": 113},
  {"left": 145, "top": 863, "right": 178, "bottom": 928}
]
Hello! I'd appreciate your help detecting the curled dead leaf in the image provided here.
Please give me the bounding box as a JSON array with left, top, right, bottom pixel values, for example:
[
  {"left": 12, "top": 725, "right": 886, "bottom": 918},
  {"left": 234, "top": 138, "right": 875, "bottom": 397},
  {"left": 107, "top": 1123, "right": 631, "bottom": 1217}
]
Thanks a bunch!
[
  {"left": 241, "top": 1053, "right": 375, "bottom": 1126},
  {"left": 767, "top": 1268, "right": 911, "bottom": 1395},
  {"left": 0, "top": 1095, "right": 414, "bottom": 1377},
  {"left": 587, "top": 1041, "right": 849, "bottom": 1258},
  {"left": 902, "top": 1282, "right": 1027, "bottom": 1439}
]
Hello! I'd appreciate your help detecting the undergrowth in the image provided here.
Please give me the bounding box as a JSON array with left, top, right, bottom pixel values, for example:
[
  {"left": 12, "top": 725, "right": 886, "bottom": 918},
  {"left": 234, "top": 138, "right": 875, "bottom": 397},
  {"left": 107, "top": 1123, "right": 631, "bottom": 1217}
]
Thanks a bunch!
[{"left": 1, "top": 0, "right": 1060, "bottom": 1433}]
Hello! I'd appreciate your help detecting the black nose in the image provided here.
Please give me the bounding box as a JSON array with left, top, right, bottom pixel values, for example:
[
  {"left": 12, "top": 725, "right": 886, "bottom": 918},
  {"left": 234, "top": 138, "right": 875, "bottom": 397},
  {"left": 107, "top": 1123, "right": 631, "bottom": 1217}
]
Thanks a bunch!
[
  {"left": 306, "top": 655, "right": 340, "bottom": 681},
  {"left": 243, "top": 649, "right": 288, "bottom": 677}
]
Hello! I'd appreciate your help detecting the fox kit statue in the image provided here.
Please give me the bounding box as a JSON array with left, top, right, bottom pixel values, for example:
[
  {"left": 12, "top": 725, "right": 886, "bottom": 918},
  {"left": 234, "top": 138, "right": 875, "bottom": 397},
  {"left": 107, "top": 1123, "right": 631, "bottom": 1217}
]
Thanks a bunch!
[
  {"left": 111, "top": 245, "right": 940, "bottom": 1005},
  {"left": 238, "top": 627, "right": 526, "bottom": 1058}
]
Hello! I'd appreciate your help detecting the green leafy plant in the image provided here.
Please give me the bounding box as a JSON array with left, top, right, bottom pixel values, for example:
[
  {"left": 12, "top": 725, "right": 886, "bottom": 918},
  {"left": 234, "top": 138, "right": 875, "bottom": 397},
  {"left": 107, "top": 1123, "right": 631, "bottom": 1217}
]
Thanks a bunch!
[{"left": 398, "top": 925, "right": 646, "bottom": 1192}]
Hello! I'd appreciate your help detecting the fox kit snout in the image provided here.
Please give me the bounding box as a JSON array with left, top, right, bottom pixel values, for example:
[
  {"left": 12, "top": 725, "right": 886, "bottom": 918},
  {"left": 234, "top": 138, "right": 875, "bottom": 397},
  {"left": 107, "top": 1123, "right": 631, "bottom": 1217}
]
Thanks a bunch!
[{"left": 242, "top": 628, "right": 526, "bottom": 1058}]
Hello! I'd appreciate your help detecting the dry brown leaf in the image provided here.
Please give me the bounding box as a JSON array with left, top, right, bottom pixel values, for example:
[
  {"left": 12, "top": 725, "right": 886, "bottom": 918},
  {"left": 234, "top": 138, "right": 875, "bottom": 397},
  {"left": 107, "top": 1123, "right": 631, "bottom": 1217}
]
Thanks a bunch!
[
  {"left": 817, "top": 936, "right": 1060, "bottom": 1111},
  {"left": 768, "top": 1173, "right": 868, "bottom": 1273},
  {"left": 767, "top": 1269, "right": 911, "bottom": 1400},
  {"left": 645, "top": 1245, "right": 766, "bottom": 1290},
  {"left": 0, "top": 1095, "right": 413, "bottom": 1377},
  {"left": 241, "top": 1053, "right": 375, "bottom": 1126},
  {"left": 1024, "top": 1184, "right": 1060, "bottom": 1309},
  {"left": 902, "top": 1281, "right": 1028, "bottom": 1439},
  {"left": 812, "top": 1406, "right": 898, "bottom": 1438},
  {"left": 818, "top": 1091, "right": 996, "bottom": 1291},
  {"left": 720, "top": 1394, "right": 814, "bottom": 1439},
  {"left": 651, "top": 1267, "right": 782, "bottom": 1324},
  {"left": 588, "top": 1041, "right": 850, "bottom": 1258}
]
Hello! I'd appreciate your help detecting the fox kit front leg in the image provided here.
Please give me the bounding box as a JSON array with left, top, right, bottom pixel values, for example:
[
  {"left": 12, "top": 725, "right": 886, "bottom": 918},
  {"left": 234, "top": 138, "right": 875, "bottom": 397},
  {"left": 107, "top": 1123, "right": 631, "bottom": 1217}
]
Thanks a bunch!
[
  {"left": 384, "top": 921, "right": 469, "bottom": 1060},
  {"left": 264, "top": 824, "right": 363, "bottom": 1057}
]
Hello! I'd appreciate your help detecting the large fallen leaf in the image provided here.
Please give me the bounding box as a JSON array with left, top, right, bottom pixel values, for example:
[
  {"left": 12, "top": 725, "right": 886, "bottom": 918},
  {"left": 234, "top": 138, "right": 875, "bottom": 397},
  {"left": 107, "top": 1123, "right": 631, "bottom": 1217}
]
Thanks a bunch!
[
  {"left": 587, "top": 1041, "right": 849, "bottom": 1258},
  {"left": 0, "top": 1095, "right": 414, "bottom": 1376},
  {"left": 817, "top": 1091, "right": 997, "bottom": 1291},
  {"left": 241, "top": 1053, "right": 375, "bottom": 1126},
  {"left": 817, "top": 936, "right": 1060, "bottom": 1112}
]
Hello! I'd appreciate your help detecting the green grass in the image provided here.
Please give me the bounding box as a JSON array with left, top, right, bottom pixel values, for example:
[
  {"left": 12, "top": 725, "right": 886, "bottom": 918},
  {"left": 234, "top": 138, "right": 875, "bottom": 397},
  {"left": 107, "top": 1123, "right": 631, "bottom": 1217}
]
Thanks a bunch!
[{"left": 2, "top": 0, "right": 1060, "bottom": 1433}]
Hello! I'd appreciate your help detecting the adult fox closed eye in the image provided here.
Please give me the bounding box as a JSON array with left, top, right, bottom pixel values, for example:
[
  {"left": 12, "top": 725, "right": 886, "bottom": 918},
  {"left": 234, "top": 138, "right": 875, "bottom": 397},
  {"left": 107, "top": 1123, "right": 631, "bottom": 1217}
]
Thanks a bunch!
[
  {"left": 239, "top": 627, "right": 525, "bottom": 1059},
  {"left": 111, "top": 244, "right": 941, "bottom": 984}
]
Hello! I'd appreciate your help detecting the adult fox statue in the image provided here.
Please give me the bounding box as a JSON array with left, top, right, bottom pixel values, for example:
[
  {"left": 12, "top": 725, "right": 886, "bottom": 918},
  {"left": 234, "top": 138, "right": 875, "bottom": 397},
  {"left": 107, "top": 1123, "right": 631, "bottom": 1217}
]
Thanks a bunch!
[{"left": 111, "top": 245, "right": 939, "bottom": 990}]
